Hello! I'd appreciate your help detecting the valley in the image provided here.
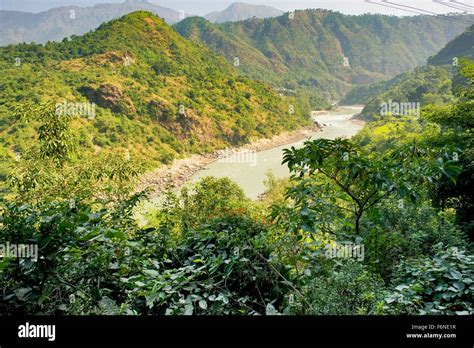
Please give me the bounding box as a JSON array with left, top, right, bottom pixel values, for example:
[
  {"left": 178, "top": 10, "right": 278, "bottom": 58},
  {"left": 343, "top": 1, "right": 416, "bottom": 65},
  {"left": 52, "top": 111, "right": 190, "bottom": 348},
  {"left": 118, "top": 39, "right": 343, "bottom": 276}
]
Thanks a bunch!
[
  {"left": 189, "top": 105, "right": 364, "bottom": 199},
  {"left": 1, "top": 1, "right": 473, "bottom": 323}
]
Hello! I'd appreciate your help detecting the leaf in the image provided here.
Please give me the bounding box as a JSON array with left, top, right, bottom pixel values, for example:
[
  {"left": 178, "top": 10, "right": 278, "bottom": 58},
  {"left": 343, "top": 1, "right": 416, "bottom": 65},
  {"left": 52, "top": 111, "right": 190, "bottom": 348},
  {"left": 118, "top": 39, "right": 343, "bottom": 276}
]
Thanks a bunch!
[
  {"left": 395, "top": 284, "right": 409, "bottom": 291},
  {"left": 80, "top": 229, "right": 100, "bottom": 241},
  {"left": 14, "top": 287, "right": 32, "bottom": 301},
  {"left": 144, "top": 269, "right": 159, "bottom": 277},
  {"left": 265, "top": 303, "right": 279, "bottom": 315},
  {"left": 104, "top": 229, "right": 126, "bottom": 240},
  {"left": 449, "top": 270, "right": 462, "bottom": 280},
  {"left": 453, "top": 281, "right": 465, "bottom": 291},
  {"left": 198, "top": 300, "right": 208, "bottom": 310},
  {"left": 184, "top": 304, "right": 194, "bottom": 315}
]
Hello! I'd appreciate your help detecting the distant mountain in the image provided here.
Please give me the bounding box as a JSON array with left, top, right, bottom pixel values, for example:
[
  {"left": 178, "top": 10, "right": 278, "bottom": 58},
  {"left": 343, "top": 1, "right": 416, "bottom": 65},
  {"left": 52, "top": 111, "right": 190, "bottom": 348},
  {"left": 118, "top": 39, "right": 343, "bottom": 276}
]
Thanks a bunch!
[
  {"left": 204, "top": 2, "right": 284, "bottom": 23},
  {"left": 0, "top": 0, "right": 184, "bottom": 46},
  {"left": 176, "top": 10, "right": 473, "bottom": 107},
  {"left": 428, "top": 24, "right": 474, "bottom": 66},
  {"left": 0, "top": 11, "right": 310, "bottom": 169}
]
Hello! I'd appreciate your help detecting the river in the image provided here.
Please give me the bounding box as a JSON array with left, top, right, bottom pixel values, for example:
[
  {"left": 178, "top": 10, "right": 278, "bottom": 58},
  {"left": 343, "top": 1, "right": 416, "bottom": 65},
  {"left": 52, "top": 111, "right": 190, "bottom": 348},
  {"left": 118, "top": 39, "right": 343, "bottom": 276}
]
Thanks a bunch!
[{"left": 188, "top": 106, "right": 364, "bottom": 199}]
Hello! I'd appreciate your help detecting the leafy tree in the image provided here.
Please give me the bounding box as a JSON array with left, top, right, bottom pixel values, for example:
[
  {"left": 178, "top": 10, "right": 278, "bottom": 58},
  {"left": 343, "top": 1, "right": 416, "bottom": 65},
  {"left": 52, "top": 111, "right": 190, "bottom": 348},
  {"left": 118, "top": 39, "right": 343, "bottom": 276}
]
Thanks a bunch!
[{"left": 277, "top": 138, "right": 459, "bottom": 237}]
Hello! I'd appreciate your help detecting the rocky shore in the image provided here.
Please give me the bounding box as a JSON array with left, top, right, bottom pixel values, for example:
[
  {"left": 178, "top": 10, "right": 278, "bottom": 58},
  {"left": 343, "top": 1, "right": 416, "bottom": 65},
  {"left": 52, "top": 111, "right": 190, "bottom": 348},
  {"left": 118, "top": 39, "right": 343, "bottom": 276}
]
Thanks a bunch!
[{"left": 137, "top": 124, "right": 320, "bottom": 197}]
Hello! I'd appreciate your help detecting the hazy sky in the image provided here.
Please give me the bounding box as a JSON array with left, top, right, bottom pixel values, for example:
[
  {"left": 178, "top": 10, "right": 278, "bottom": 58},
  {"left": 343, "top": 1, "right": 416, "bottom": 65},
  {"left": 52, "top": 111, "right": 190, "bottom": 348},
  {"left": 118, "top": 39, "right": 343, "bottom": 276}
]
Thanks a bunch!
[{"left": 1, "top": 0, "right": 473, "bottom": 15}]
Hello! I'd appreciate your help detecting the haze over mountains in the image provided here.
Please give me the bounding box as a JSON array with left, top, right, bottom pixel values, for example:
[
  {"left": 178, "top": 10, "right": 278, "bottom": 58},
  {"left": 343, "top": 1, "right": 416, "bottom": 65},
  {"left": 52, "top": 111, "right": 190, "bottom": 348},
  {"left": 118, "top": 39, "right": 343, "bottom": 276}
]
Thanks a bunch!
[
  {"left": 0, "top": 0, "right": 184, "bottom": 46},
  {"left": 0, "top": 1, "right": 285, "bottom": 45},
  {"left": 428, "top": 24, "right": 474, "bottom": 66},
  {"left": 204, "top": 2, "right": 283, "bottom": 23},
  {"left": 342, "top": 24, "right": 474, "bottom": 118}
]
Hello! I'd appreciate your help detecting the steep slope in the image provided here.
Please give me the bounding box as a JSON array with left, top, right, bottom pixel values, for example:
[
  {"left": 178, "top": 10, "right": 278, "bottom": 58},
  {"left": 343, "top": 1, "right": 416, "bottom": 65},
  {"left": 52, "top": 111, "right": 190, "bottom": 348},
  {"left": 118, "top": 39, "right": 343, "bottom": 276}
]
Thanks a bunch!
[
  {"left": 0, "top": 11, "right": 310, "bottom": 172},
  {"left": 348, "top": 24, "right": 474, "bottom": 119},
  {"left": 176, "top": 10, "right": 473, "bottom": 105},
  {"left": 175, "top": 17, "right": 283, "bottom": 84},
  {"left": 204, "top": 2, "right": 284, "bottom": 23},
  {"left": 428, "top": 24, "right": 474, "bottom": 65},
  {"left": 355, "top": 66, "right": 456, "bottom": 120},
  {"left": 0, "top": 0, "right": 184, "bottom": 46}
]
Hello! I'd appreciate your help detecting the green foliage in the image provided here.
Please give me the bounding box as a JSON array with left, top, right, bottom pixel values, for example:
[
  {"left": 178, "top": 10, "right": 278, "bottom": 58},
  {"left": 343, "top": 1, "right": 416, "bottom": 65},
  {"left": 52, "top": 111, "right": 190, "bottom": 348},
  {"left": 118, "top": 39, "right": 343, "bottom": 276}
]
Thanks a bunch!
[
  {"left": 176, "top": 11, "right": 472, "bottom": 106},
  {"left": 121, "top": 216, "right": 285, "bottom": 315},
  {"left": 1, "top": 12, "right": 473, "bottom": 318},
  {"left": 355, "top": 65, "right": 456, "bottom": 120},
  {"left": 362, "top": 201, "right": 467, "bottom": 279},
  {"left": 0, "top": 194, "right": 147, "bottom": 314},
  {"left": 428, "top": 25, "right": 474, "bottom": 66},
  {"left": 0, "top": 11, "right": 311, "bottom": 185},
  {"left": 277, "top": 138, "right": 459, "bottom": 237},
  {"left": 287, "top": 260, "right": 386, "bottom": 315},
  {"left": 5, "top": 102, "right": 145, "bottom": 203},
  {"left": 151, "top": 177, "right": 249, "bottom": 237},
  {"left": 385, "top": 245, "right": 474, "bottom": 315}
]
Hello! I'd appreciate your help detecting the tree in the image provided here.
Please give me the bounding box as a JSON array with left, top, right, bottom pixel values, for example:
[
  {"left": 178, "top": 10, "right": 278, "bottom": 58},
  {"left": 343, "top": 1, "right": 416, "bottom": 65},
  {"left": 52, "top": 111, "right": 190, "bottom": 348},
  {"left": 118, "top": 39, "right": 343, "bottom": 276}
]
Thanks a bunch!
[{"left": 276, "top": 138, "right": 459, "bottom": 238}]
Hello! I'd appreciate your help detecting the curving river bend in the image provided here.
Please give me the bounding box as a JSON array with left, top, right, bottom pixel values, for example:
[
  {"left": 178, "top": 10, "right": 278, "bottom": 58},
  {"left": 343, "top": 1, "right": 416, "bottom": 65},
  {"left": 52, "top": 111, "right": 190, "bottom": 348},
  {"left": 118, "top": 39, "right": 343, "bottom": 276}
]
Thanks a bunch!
[{"left": 189, "top": 106, "right": 364, "bottom": 199}]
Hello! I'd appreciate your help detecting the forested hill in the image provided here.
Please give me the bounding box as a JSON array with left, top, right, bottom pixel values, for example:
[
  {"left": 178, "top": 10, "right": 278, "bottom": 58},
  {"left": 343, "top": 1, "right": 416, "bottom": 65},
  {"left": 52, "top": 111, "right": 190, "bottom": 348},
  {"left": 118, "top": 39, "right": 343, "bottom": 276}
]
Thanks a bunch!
[
  {"left": 350, "top": 65, "right": 456, "bottom": 120},
  {"left": 0, "top": 0, "right": 185, "bottom": 46},
  {"left": 428, "top": 24, "right": 474, "bottom": 66},
  {"left": 175, "top": 10, "right": 473, "bottom": 105},
  {"left": 0, "top": 11, "right": 310, "bottom": 176},
  {"left": 343, "top": 23, "right": 474, "bottom": 118}
]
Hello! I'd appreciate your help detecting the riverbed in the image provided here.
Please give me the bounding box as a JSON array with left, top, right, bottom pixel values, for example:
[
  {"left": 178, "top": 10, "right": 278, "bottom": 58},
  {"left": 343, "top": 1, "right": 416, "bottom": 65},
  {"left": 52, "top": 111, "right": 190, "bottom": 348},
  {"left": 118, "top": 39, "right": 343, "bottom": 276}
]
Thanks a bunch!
[{"left": 188, "top": 106, "right": 364, "bottom": 199}]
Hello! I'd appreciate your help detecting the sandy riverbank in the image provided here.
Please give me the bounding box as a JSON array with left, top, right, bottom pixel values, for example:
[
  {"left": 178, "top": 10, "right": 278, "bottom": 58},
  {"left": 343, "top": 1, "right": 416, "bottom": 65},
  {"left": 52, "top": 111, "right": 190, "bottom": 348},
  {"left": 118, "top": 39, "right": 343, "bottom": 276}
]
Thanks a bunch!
[
  {"left": 138, "top": 105, "right": 365, "bottom": 197},
  {"left": 137, "top": 124, "right": 320, "bottom": 197}
]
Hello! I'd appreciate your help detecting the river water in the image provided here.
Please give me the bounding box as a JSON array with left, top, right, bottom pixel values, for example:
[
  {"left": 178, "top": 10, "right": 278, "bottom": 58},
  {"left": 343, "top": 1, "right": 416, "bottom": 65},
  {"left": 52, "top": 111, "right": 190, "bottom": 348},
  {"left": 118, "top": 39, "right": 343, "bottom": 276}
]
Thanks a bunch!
[{"left": 189, "top": 106, "right": 364, "bottom": 199}]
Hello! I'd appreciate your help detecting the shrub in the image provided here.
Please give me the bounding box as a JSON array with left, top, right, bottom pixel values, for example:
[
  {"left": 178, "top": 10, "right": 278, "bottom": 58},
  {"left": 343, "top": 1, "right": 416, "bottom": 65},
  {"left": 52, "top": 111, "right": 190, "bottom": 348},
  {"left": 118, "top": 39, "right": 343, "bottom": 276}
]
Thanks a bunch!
[
  {"left": 384, "top": 244, "right": 474, "bottom": 315},
  {"left": 286, "top": 260, "right": 386, "bottom": 315},
  {"left": 121, "top": 215, "right": 288, "bottom": 315}
]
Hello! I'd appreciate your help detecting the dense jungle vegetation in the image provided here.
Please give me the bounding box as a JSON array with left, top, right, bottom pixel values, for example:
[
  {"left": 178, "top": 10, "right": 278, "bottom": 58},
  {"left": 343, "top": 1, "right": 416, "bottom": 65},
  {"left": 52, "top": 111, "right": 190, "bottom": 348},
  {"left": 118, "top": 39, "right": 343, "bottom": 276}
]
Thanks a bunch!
[
  {"left": 1, "top": 30, "right": 472, "bottom": 317},
  {"left": 0, "top": 12, "right": 474, "bottom": 315},
  {"left": 0, "top": 12, "right": 311, "bottom": 194}
]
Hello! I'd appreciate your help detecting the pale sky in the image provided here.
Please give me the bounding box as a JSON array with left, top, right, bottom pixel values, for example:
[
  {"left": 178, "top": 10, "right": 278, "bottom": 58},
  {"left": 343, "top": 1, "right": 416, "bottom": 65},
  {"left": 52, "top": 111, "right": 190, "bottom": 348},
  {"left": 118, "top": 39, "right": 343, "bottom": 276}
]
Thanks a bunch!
[{"left": 1, "top": 0, "right": 473, "bottom": 16}]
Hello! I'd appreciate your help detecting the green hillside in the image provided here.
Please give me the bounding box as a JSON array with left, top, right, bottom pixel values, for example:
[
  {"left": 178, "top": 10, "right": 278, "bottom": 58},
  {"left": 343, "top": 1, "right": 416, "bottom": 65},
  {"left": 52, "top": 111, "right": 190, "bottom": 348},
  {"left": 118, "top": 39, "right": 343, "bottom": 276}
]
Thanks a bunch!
[
  {"left": 428, "top": 24, "right": 474, "bottom": 66},
  {"left": 176, "top": 10, "right": 473, "bottom": 106},
  {"left": 355, "top": 66, "right": 456, "bottom": 120},
  {"left": 348, "top": 24, "right": 474, "bottom": 120},
  {"left": 0, "top": 11, "right": 311, "bottom": 182},
  {"left": 0, "top": 0, "right": 184, "bottom": 46}
]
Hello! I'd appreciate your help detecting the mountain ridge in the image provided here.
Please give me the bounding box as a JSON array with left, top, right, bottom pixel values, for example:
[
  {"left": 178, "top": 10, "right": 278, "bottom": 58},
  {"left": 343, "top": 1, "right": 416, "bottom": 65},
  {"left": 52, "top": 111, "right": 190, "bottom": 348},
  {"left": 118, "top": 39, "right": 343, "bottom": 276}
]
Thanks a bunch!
[
  {"left": 0, "top": 0, "right": 184, "bottom": 46},
  {"left": 343, "top": 23, "right": 474, "bottom": 118},
  {"left": 0, "top": 11, "right": 310, "bottom": 173},
  {"left": 204, "top": 2, "right": 284, "bottom": 23},
  {"left": 428, "top": 24, "right": 474, "bottom": 66},
  {"left": 176, "top": 10, "right": 474, "bottom": 106}
]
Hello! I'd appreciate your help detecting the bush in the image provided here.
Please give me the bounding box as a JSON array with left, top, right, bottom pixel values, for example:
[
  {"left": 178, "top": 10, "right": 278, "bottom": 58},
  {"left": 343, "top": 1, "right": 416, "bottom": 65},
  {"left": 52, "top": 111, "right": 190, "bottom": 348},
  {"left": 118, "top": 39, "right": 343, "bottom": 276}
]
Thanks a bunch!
[
  {"left": 0, "top": 193, "right": 151, "bottom": 314},
  {"left": 384, "top": 244, "right": 474, "bottom": 315},
  {"left": 286, "top": 260, "right": 386, "bottom": 315},
  {"left": 120, "top": 215, "right": 288, "bottom": 315}
]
